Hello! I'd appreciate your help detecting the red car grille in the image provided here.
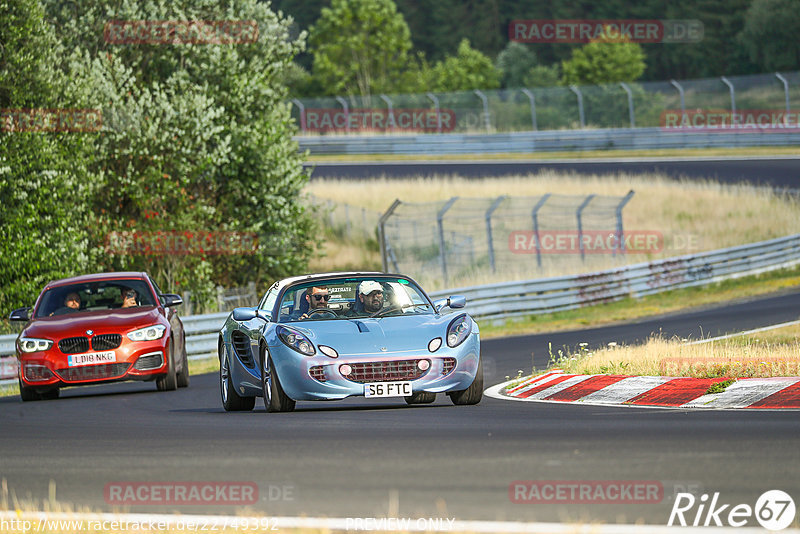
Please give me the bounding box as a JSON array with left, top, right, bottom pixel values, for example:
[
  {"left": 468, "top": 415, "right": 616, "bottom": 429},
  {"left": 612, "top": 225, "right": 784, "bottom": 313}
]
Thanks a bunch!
[
  {"left": 54, "top": 363, "right": 131, "bottom": 382},
  {"left": 92, "top": 334, "right": 122, "bottom": 351},
  {"left": 58, "top": 334, "right": 123, "bottom": 354},
  {"left": 59, "top": 336, "right": 90, "bottom": 354},
  {"left": 442, "top": 357, "right": 456, "bottom": 376},
  {"left": 344, "top": 359, "right": 429, "bottom": 383}
]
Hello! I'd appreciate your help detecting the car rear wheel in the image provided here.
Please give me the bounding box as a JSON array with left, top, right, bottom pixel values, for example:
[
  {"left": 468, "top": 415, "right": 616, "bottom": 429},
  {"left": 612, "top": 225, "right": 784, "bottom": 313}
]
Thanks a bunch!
[
  {"left": 220, "top": 342, "right": 255, "bottom": 411},
  {"left": 448, "top": 358, "right": 483, "bottom": 405},
  {"left": 404, "top": 391, "right": 436, "bottom": 404},
  {"left": 176, "top": 340, "right": 190, "bottom": 388},
  {"left": 262, "top": 349, "right": 295, "bottom": 413},
  {"left": 19, "top": 379, "right": 40, "bottom": 402},
  {"left": 156, "top": 340, "right": 178, "bottom": 391}
]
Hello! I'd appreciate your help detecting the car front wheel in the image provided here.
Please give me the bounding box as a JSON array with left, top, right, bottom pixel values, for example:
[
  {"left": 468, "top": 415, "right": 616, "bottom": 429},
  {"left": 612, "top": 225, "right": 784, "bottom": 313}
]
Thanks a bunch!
[
  {"left": 156, "top": 340, "right": 178, "bottom": 391},
  {"left": 220, "top": 342, "right": 255, "bottom": 412},
  {"left": 261, "top": 349, "right": 295, "bottom": 413},
  {"left": 448, "top": 358, "right": 483, "bottom": 405}
]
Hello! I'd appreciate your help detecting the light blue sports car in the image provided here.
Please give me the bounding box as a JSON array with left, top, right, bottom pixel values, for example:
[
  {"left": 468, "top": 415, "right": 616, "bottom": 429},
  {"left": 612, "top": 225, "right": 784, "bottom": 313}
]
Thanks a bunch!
[{"left": 218, "top": 272, "right": 482, "bottom": 412}]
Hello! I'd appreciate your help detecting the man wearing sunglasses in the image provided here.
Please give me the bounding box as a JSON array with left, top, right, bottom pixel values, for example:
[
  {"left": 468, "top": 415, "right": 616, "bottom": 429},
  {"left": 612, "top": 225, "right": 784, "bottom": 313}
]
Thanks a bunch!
[{"left": 298, "top": 286, "right": 331, "bottom": 319}]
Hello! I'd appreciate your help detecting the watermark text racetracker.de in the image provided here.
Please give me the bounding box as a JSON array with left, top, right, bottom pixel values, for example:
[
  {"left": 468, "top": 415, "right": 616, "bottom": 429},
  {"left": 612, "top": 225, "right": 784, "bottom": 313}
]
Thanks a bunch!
[
  {"left": 1, "top": 109, "right": 102, "bottom": 132},
  {"left": 509, "top": 19, "right": 703, "bottom": 43},
  {"left": 302, "top": 108, "right": 456, "bottom": 133},
  {"left": 106, "top": 231, "right": 258, "bottom": 256},
  {"left": 508, "top": 230, "right": 700, "bottom": 255},
  {"left": 661, "top": 109, "right": 800, "bottom": 132},
  {"left": 104, "top": 481, "right": 294, "bottom": 506},
  {"left": 510, "top": 480, "right": 663, "bottom": 504}
]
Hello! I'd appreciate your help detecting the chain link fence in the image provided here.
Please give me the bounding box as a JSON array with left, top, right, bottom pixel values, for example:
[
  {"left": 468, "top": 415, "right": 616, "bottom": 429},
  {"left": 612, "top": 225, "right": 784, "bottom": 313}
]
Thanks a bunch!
[
  {"left": 377, "top": 193, "right": 636, "bottom": 288},
  {"left": 292, "top": 71, "right": 800, "bottom": 134}
]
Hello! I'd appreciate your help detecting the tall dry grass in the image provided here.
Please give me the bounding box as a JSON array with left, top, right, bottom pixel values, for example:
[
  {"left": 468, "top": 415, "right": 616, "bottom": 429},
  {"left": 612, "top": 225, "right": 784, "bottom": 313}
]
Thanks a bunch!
[
  {"left": 306, "top": 172, "right": 800, "bottom": 289},
  {"left": 549, "top": 323, "right": 800, "bottom": 378}
]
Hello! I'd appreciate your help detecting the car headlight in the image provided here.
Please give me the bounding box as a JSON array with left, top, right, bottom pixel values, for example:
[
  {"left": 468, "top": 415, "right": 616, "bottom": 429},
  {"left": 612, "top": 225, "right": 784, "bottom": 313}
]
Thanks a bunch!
[
  {"left": 18, "top": 337, "right": 53, "bottom": 353},
  {"left": 277, "top": 325, "right": 315, "bottom": 356},
  {"left": 446, "top": 314, "right": 472, "bottom": 348},
  {"left": 428, "top": 338, "right": 442, "bottom": 352},
  {"left": 318, "top": 345, "right": 338, "bottom": 358},
  {"left": 126, "top": 324, "right": 166, "bottom": 342}
]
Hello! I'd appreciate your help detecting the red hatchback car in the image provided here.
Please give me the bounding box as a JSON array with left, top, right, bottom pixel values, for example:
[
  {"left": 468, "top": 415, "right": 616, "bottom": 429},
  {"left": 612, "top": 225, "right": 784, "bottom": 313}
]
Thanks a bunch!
[{"left": 9, "top": 272, "right": 189, "bottom": 401}]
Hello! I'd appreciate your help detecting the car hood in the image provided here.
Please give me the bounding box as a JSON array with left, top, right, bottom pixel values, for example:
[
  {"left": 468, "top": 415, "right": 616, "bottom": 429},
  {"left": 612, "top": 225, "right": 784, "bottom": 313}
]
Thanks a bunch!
[
  {"left": 288, "top": 314, "right": 453, "bottom": 356},
  {"left": 24, "top": 306, "right": 165, "bottom": 338}
]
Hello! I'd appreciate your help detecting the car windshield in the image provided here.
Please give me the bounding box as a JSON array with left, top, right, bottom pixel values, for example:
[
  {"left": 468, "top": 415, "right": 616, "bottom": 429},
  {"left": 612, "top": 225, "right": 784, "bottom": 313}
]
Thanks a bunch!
[
  {"left": 35, "top": 279, "right": 156, "bottom": 318},
  {"left": 278, "top": 277, "right": 432, "bottom": 322}
]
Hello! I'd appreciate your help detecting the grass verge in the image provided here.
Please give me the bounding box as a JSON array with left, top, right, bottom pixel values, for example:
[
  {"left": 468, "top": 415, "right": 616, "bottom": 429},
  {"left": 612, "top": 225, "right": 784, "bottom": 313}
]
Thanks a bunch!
[{"left": 544, "top": 322, "right": 800, "bottom": 379}]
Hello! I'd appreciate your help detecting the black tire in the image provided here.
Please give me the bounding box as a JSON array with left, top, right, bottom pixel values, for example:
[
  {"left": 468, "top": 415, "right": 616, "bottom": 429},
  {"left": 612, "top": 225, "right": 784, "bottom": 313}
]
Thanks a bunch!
[
  {"left": 262, "top": 348, "right": 295, "bottom": 413},
  {"left": 156, "top": 340, "right": 178, "bottom": 391},
  {"left": 404, "top": 391, "right": 436, "bottom": 405},
  {"left": 220, "top": 341, "right": 255, "bottom": 411},
  {"left": 39, "top": 388, "right": 59, "bottom": 400},
  {"left": 176, "top": 339, "right": 190, "bottom": 388},
  {"left": 448, "top": 358, "right": 483, "bottom": 405},
  {"left": 19, "top": 379, "right": 40, "bottom": 402}
]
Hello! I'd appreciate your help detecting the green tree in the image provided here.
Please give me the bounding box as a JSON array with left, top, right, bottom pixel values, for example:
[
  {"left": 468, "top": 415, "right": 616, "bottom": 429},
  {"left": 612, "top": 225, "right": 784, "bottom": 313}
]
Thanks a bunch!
[
  {"left": 42, "top": 0, "right": 316, "bottom": 307},
  {"left": 309, "top": 0, "right": 415, "bottom": 96},
  {"left": 496, "top": 42, "right": 539, "bottom": 88},
  {"left": 561, "top": 34, "right": 646, "bottom": 86},
  {"left": 429, "top": 39, "right": 500, "bottom": 92},
  {"left": 0, "top": 0, "right": 92, "bottom": 314},
  {"left": 738, "top": 0, "right": 800, "bottom": 72}
]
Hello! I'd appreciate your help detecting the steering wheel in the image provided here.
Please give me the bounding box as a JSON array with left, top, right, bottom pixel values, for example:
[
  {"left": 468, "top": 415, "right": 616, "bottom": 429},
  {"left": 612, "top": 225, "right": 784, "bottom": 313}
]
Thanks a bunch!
[{"left": 308, "top": 308, "right": 337, "bottom": 319}]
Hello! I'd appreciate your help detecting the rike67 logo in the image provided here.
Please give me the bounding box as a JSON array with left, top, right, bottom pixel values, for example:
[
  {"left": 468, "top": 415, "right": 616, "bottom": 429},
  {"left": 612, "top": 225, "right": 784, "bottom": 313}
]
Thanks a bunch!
[{"left": 668, "top": 490, "right": 795, "bottom": 530}]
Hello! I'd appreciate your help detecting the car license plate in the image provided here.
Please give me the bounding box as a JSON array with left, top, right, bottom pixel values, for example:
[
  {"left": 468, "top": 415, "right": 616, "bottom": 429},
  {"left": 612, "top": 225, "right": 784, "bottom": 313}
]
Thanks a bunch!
[
  {"left": 364, "top": 382, "right": 412, "bottom": 398},
  {"left": 68, "top": 351, "right": 116, "bottom": 367}
]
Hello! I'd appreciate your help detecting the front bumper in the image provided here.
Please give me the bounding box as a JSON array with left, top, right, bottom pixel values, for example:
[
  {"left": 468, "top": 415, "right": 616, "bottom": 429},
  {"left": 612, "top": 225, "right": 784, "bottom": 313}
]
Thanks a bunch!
[
  {"left": 18, "top": 337, "right": 171, "bottom": 389},
  {"left": 229, "top": 333, "right": 480, "bottom": 401}
]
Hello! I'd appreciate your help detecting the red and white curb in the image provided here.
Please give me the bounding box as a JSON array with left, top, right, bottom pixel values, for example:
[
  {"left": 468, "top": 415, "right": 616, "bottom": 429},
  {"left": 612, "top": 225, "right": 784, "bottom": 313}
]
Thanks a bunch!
[{"left": 486, "top": 370, "right": 800, "bottom": 409}]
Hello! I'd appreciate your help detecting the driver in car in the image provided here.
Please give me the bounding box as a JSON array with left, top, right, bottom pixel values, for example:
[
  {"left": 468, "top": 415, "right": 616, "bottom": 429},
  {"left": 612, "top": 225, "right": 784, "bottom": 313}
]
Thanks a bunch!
[{"left": 298, "top": 286, "right": 331, "bottom": 319}]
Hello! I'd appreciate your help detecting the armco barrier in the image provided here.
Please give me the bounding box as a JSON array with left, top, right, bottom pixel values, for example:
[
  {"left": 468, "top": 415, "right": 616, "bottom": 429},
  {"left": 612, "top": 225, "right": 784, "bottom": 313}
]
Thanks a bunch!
[
  {"left": 296, "top": 128, "right": 800, "bottom": 156},
  {"left": 2, "top": 233, "right": 800, "bottom": 380}
]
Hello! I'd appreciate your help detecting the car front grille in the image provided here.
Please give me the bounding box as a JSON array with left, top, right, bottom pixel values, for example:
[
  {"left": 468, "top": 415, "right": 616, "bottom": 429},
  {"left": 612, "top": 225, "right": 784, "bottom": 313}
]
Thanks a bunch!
[
  {"left": 133, "top": 353, "right": 163, "bottom": 371},
  {"left": 59, "top": 336, "right": 90, "bottom": 354},
  {"left": 344, "top": 359, "right": 429, "bottom": 383},
  {"left": 92, "top": 334, "right": 122, "bottom": 351},
  {"left": 442, "top": 357, "right": 456, "bottom": 376},
  {"left": 54, "top": 363, "right": 131, "bottom": 382}
]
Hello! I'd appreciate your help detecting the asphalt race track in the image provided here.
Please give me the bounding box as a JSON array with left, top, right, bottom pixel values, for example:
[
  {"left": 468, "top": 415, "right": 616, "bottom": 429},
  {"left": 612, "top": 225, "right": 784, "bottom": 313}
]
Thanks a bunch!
[
  {"left": 307, "top": 156, "right": 800, "bottom": 189},
  {"left": 3, "top": 289, "right": 799, "bottom": 526}
]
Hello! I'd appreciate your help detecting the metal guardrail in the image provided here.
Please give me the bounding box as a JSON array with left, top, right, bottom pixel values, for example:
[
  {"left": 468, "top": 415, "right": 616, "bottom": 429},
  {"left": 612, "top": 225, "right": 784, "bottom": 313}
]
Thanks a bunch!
[
  {"left": 2, "top": 233, "right": 800, "bottom": 380},
  {"left": 434, "top": 234, "right": 800, "bottom": 321},
  {"left": 296, "top": 128, "right": 800, "bottom": 155}
]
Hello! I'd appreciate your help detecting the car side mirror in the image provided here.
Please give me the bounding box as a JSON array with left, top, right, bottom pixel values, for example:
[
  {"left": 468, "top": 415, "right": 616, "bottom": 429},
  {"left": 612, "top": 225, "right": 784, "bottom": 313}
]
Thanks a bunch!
[
  {"left": 9, "top": 307, "right": 31, "bottom": 322},
  {"left": 433, "top": 296, "right": 466, "bottom": 313},
  {"left": 233, "top": 307, "right": 269, "bottom": 322},
  {"left": 162, "top": 294, "right": 183, "bottom": 308}
]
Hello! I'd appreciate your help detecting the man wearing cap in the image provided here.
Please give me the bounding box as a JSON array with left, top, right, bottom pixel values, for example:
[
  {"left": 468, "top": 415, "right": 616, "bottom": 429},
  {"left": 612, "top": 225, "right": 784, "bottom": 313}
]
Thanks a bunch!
[{"left": 347, "top": 280, "right": 385, "bottom": 316}]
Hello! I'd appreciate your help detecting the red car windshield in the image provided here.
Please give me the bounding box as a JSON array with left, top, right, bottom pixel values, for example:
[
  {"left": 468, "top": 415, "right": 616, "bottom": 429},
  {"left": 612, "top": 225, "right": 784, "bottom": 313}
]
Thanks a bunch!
[{"left": 35, "top": 279, "right": 156, "bottom": 318}]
